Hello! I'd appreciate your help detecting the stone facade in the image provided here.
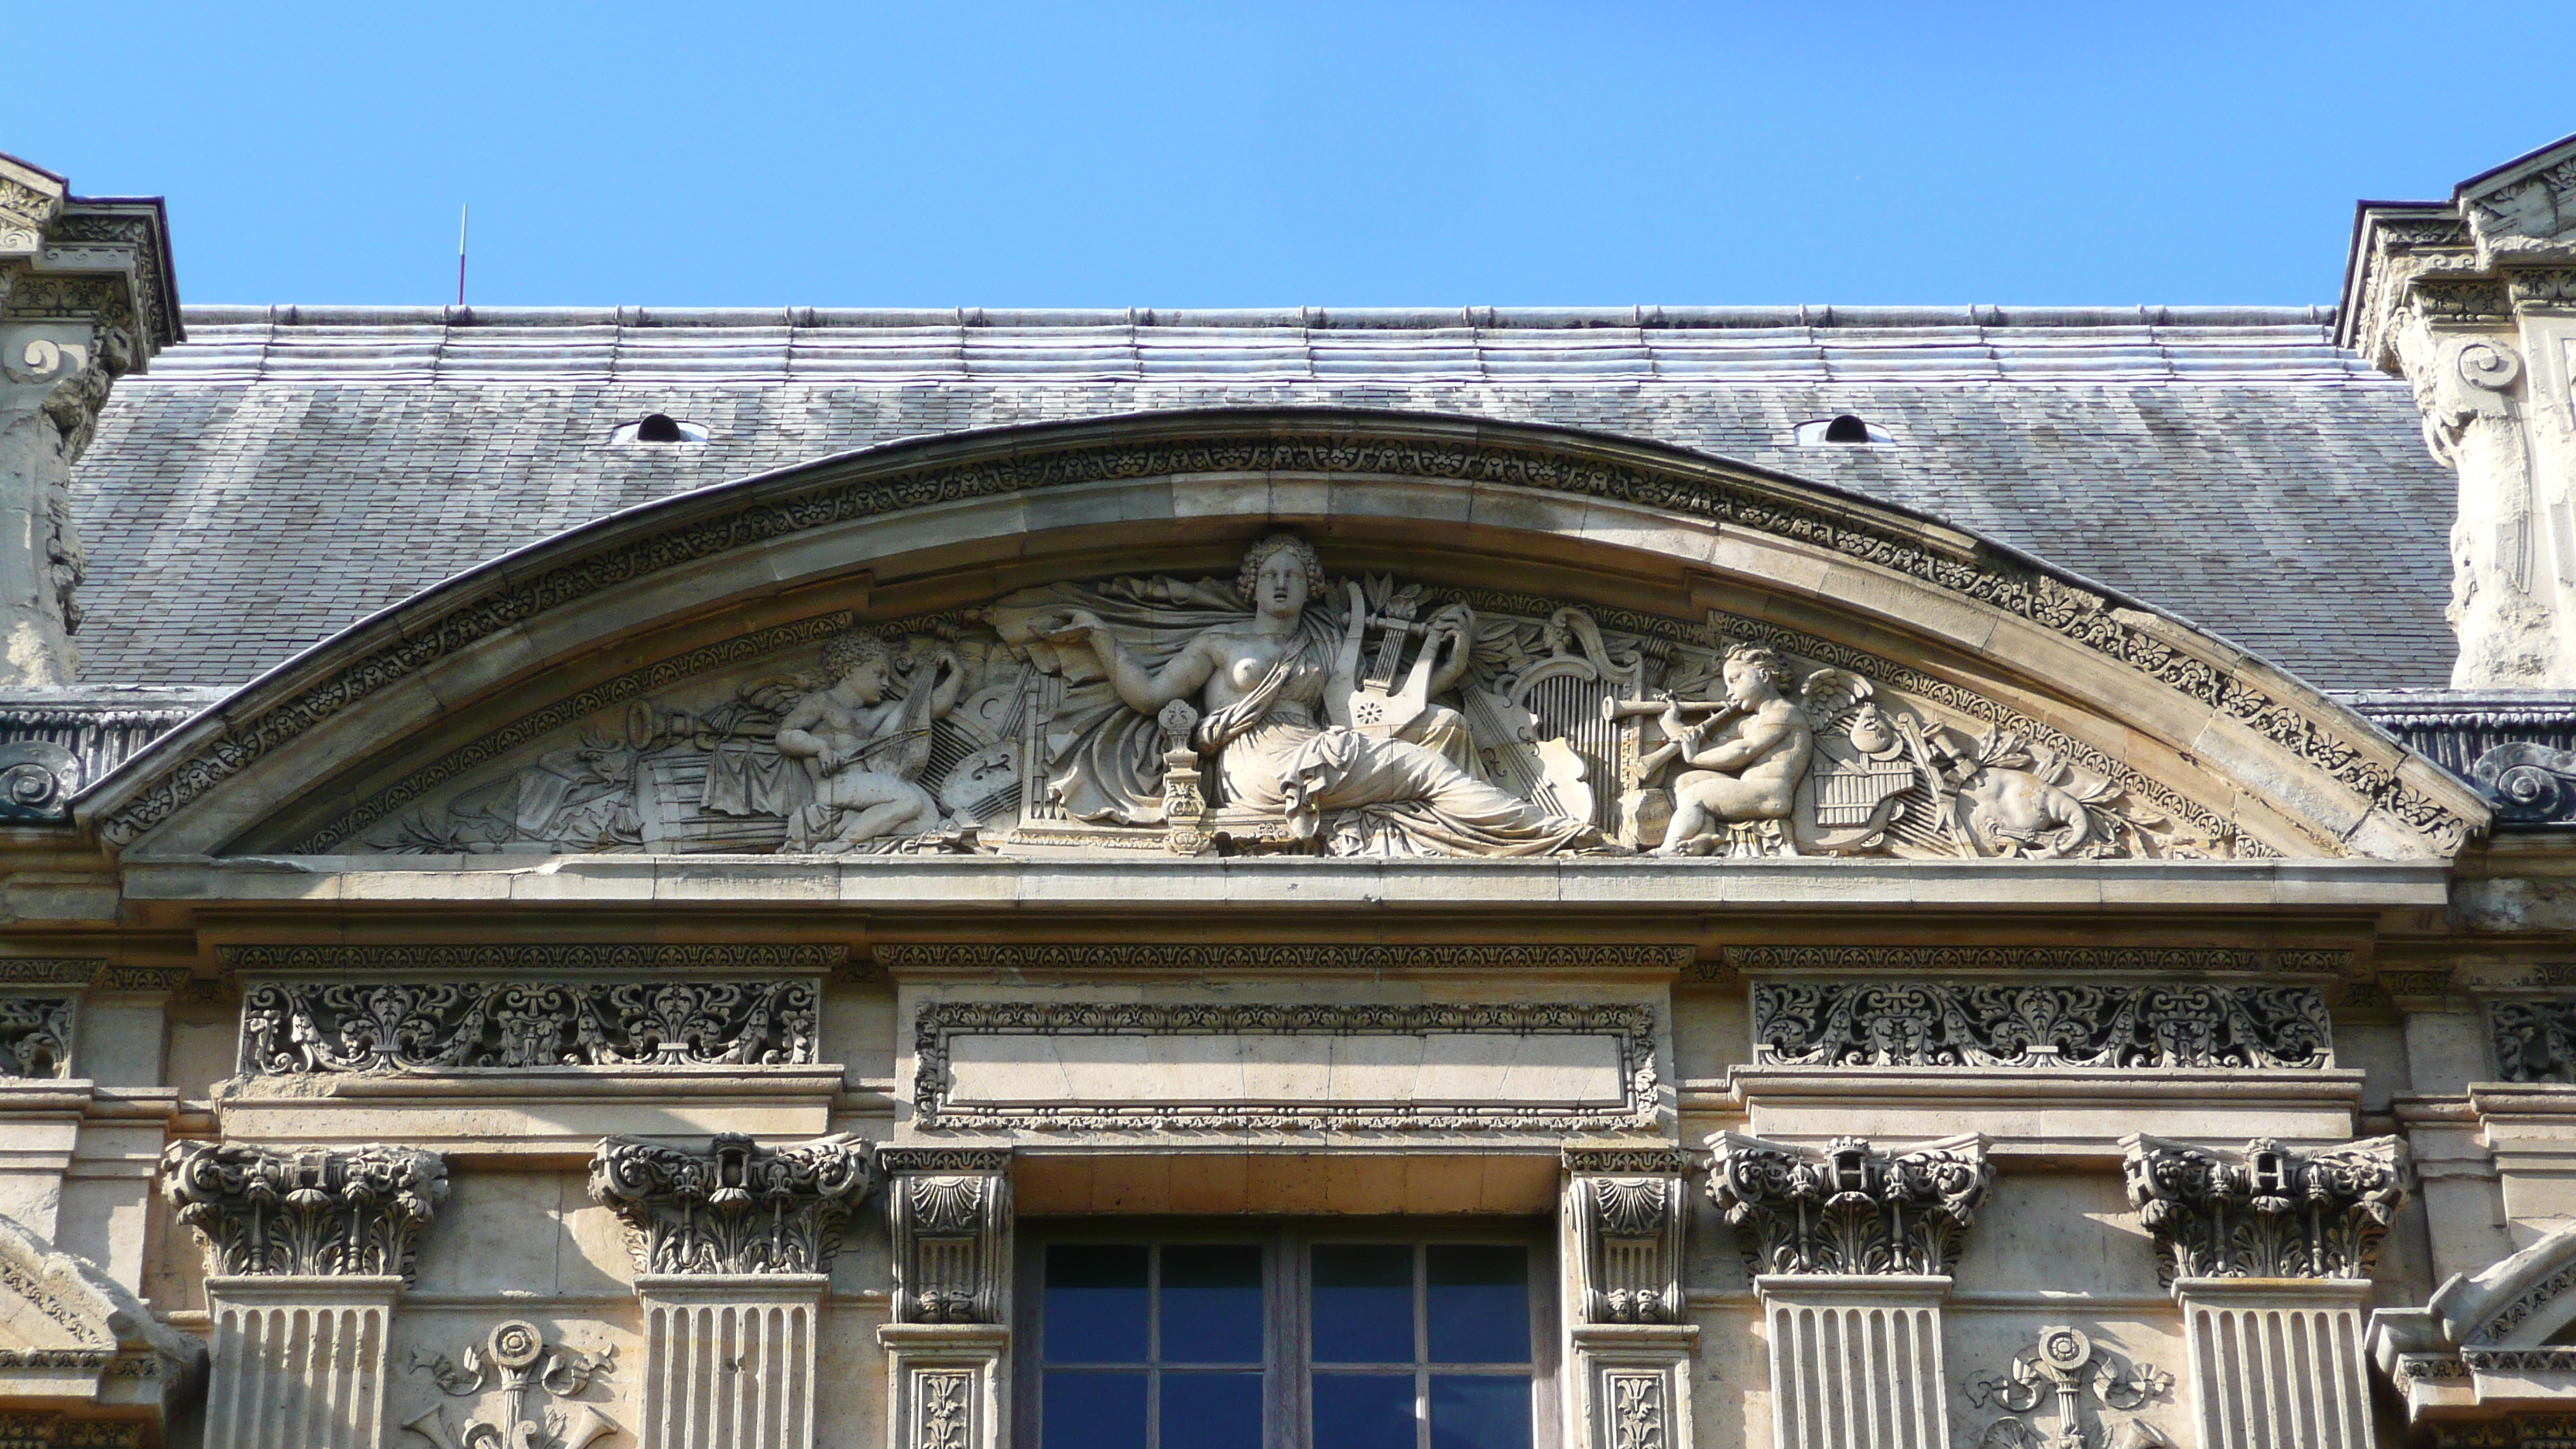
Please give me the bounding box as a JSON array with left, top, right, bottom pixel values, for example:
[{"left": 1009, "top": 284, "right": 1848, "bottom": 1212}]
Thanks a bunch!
[{"left": 0, "top": 135, "right": 2567, "bottom": 1449}]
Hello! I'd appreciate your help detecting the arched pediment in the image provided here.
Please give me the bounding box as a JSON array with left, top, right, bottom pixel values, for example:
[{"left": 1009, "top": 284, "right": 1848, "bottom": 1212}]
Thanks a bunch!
[{"left": 78, "top": 408, "right": 2485, "bottom": 862}]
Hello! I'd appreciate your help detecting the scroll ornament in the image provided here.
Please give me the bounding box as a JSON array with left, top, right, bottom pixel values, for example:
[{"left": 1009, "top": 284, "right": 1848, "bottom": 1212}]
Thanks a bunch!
[
  {"left": 1965, "top": 1326, "right": 2173, "bottom": 1449},
  {"left": 2489, "top": 998, "right": 2576, "bottom": 1082},
  {"left": 1704, "top": 1132, "right": 1993, "bottom": 1276},
  {"left": 884, "top": 1148, "right": 1012, "bottom": 1325},
  {"left": 404, "top": 1320, "right": 618, "bottom": 1449},
  {"left": 1568, "top": 1169, "right": 1688, "bottom": 1324},
  {"left": 161, "top": 1141, "right": 449, "bottom": 1281},
  {"left": 587, "top": 1132, "right": 875, "bottom": 1275},
  {"left": 2121, "top": 1136, "right": 2405, "bottom": 1280},
  {"left": 0, "top": 996, "right": 71, "bottom": 1077}
]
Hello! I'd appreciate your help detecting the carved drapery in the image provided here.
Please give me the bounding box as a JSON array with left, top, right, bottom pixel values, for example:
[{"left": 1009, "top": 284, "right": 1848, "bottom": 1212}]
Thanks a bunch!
[
  {"left": 882, "top": 1148, "right": 1011, "bottom": 1325},
  {"left": 161, "top": 1142, "right": 447, "bottom": 1281},
  {"left": 1564, "top": 1147, "right": 1689, "bottom": 1324},
  {"left": 587, "top": 1133, "right": 875, "bottom": 1276},
  {"left": 1752, "top": 981, "right": 2331, "bottom": 1070},
  {"left": 238, "top": 979, "right": 818, "bottom": 1075},
  {"left": 2121, "top": 1136, "right": 2405, "bottom": 1281},
  {"left": 1705, "top": 1132, "right": 1993, "bottom": 1276}
]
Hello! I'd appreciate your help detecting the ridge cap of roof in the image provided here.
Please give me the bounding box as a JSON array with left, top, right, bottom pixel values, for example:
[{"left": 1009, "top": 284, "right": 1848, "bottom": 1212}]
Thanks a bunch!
[{"left": 178, "top": 303, "right": 2340, "bottom": 331}]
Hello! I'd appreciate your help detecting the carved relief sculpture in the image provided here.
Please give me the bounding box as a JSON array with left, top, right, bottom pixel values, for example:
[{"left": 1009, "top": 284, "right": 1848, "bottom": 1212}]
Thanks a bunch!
[
  {"left": 2489, "top": 999, "right": 2576, "bottom": 1081},
  {"left": 1752, "top": 981, "right": 2332, "bottom": 1070},
  {"left": 2121, "top": 1136, "right": 2405, "bottom": 1280},
  {"left": 331, "top": 533, "right": 2276, "bottom": 861},
  {"left": 882, "top": 1148, "right": 1012, "bottom": 1325},
  {"left": 0, "top": 997, "right": 70, "bottom": 1077},
  {"left": 1964, "top": 1326, "right": 2174, "bottom": 1449},
  {"left": 1704, "top": 1132, "right": 1993, "bottom": 1276},
  {"left": 1564, "top": 1147, "right": 1690, "bottom": 1324},
  {"left": 238, "top": 979, "right": 818, "bottom": 1075},
  {"left": 587, "top": 1132, "right": 876, "bottom": 1275},
  {"left": 161, "top": 1142, "right": 448, "bottom": 1280},
  {"left": 403, "top": 1321, "right": 617, "bottom": 1449}
]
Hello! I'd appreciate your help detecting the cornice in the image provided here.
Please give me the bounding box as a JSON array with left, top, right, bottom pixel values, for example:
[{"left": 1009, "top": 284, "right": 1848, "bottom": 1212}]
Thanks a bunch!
[
  {"left": 77, "top": 410, "right": 2480, "bottom": 858},
  {"left": 221, "top": 943, "right": 846, "bottom": 975},
  {"left": 874, "top": 943, "right": 1697, "bottom": 975}
]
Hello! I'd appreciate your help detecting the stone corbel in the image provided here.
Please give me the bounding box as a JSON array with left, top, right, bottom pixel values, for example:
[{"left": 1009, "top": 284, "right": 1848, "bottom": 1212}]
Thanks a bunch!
[
  {"left": 586, "top": 1132, "right": 876, "bottom": 1449},
  {"left": 879, "top": 1148, "right": 1012, "bottom": 1449},
  {"left": 1706, "top": 1132, "right": 1991, "bottom": 1449},
  {"left": 162, "top": 1141, "right": 449, "bottom": 1449},
  {"left": 2122, "top": 1135, "right": 2402, "bottom": 1449},
  {"left": 1562, "top": 1147, "right": 1695, "bottom": 1449}
]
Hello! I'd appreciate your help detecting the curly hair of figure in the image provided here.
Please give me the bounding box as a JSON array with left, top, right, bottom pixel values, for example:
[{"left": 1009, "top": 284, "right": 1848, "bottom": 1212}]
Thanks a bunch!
[
  {"left": 1724, "top": 642, "right": 1795, "bottom": 693},
  {"left": 1237, "top": 533, "right": 1327, "bottom": 605},
  {"left": 822, "top": 631, "right": 895, "bottom": 680}
]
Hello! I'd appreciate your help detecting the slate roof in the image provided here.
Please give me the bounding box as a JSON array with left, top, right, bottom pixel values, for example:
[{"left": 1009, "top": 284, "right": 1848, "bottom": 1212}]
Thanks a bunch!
[{"left": 70, "top": 304, "right": 2451, "bottom": 692}]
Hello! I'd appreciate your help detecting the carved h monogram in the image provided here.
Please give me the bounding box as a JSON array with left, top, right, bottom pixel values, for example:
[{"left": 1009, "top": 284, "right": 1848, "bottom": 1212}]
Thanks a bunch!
[
  {"left": 2122, "top": 1136, "right": 2405, "bottom": 1281},
  {"left": 587, "top": 1132, "right": 876, "bottom": 1276},
  {"left": 1706, "top": 1132, "right": 1993, "bottom": 1276}
]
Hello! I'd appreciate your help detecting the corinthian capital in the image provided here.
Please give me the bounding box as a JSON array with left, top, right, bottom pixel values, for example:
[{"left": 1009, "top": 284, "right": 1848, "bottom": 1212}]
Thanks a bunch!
[
  {"left": 161, "top": 1141, "right": 447, "bottom": 1281},
  {"left": 588, "top": 1132, "right": 876, "bottom": 1276},
  {"left": 2121, "top": 1135, "right": 2405, "bottom": 1281},
  {"left": 1704, "top": 1132, "right": 1992, "bottom": 1276}
]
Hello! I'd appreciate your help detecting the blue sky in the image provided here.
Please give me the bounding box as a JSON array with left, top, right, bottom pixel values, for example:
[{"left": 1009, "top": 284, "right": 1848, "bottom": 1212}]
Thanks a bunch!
[{"left": 14, "top": 2, "right": 2570, "bottom": 308}]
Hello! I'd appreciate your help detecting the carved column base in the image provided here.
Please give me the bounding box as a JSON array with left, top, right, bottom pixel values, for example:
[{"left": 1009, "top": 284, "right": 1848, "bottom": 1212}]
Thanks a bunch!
[
  {"left": 635, "top": 1273, "right": 827, "bottom": 1449},
  {"left": 202, "top": 1275, "right": 402, "bottom": 1449},
  {"left": 1754, "top": 1275, "right": 1951, "bottom": 1449},
  {"left": 1569, "top": 1323, "right": 1695, "bottom": 1449},
  {"left": 2173, "top": 1278, "right": 2372, "bottom": 1449},
  {"left": 879, "top": 1324, "right": 1007, "bottom": 1449}
]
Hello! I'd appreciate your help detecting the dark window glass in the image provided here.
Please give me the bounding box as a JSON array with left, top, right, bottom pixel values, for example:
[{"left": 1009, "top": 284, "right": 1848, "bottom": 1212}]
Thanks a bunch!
[
  {"left": 1162, "top": 1372, "right": 1263, "bottom": 1449},
  {"left": 1313, "top": 1245, "right": 1414, "bottom": 1364},
  {"left": 1314, "top": 1372, "right": 1416, "bottom": 1449},
  {"left": 1822, "top": 413, "right": 1871, "bottom": 444},
  {"left": 635, "top": 413, "right": 686, "bottom": 443},
  {"left": 1044, "top": 1370, "right": 1148, "bottom": 1449},
  {"left": 1426, "top": 1247, "right": 1529, "bottom": 1365},
  {"left": 1047, "top": 1245, "right": 1149, "bottom": 1364},
  {"left": 1429, "top": 1376, "right": 1532, "bottom": 1449},
  {"left": 1163, "top": 1245, "right": 1263, "bottom": 1365}
]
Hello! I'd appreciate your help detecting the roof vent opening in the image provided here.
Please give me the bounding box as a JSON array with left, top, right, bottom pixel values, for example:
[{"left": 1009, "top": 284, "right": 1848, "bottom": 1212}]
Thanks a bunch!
[
  {"left": 611, "top": 413, "right": 710, "bottom": 446},
  {"left": 1793, "top": 415, "right": 1893, "bottom": 447}
]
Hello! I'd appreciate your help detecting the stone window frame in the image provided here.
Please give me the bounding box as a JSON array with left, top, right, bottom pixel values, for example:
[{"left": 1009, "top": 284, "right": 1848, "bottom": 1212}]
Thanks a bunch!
[{"left": 1013, "top": 1216, "right": 1564, "bottom": 1449}]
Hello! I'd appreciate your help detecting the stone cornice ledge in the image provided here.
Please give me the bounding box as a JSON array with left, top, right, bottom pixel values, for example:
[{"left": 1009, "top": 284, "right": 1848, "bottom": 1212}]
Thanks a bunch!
[{"left": 115, "top": 856, "right": 2454, "bottom": 912}]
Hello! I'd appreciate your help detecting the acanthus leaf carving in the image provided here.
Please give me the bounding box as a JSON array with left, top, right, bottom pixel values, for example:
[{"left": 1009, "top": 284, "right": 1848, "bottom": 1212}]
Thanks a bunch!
[
  {"left": 1704, "top": 1132, "right": 1993, "bottom": 1276},
  {"left": 2488, "top": 999, "right": 2576, "bottom": 1082},
  {"left": 587, "top": 1132, "right": 875, "bottom": 1276},
  {"left": 161, "top": 1141, "right": 448, "bottom": 1281},
  {"left": 2120, "top": 1136, "right": 2405, "bottom": 1281},
  {"left": 0, "top": 996, "right": 72, "bottom": 1077},
  {"left": 1752, "top": 981, "right": 2332, "bottom": 1070}
]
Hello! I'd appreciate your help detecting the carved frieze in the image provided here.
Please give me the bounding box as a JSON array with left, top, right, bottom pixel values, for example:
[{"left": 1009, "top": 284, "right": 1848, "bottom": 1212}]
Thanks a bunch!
[
  {"left": 911, "top": 1000, "right": 1659, "bottom": 1132},
  {"left": 1565, "top": 1149, "right": 1689, "bottom": 1324},
  {"left": 1752, "top": 981, "right": 2332, "bottom": 1070},
  {"left": 0, "top": 997, "right": 71, "bottom": 1077},
  {"left": 403, "top": 1320, "right": 618, "bottom": 1449},
  {"left": 587, "top": 1133, "right": 875, "bottom": 1275},
  {"left": 1704, "top": 1132, "right": 1993, "bottom": 1276},
  {"left": 162, "top": 1142, "right": 448, "bottom": 1281},
  {"left": 237, "top": 979, "right": 817, "bottom": 1075},
  {"left": 2121, "top": 1136, "right": 2405, "bottom": 1281},
  {"left": 2489, "top": 999, "right": 2576, "bottom": 1082},
  {"left": 255, "top": 529, "right": 2423, "bottom": 864},
  {"left": 875, "top": 943, "right": 1696, "bottom": 974},
  {"left": 882, "top": 1148, "right": 1011, "bottom": 1325}
]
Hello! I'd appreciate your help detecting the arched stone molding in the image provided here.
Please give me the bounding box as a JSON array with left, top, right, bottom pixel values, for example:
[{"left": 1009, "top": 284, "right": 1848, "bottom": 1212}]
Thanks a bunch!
[
  {"left": 70, "top": 408, "right": 2485, "bottom": 861},
  {"left": 2372, "top": 1222, "right": 2576, "bottom": 1425},
  {"left": 0, "top": 1208, "right": 204, "bottom": 1431}
]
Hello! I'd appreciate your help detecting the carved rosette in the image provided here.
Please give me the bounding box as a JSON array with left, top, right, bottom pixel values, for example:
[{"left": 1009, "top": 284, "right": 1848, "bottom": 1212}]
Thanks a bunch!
[
  {"left": 1564, "top": 1147, "right": 1690, "bottom": 1324},
  {"left": 882, "top": 1148, "right": 1012, "bottom": 1325},
  {"left": 1753, "top": 981, "right": 2334, "bottom": 1070},
  {"left": 1705, "top": 1132, "right": 1993, "bottom": 1276},
  {"left": 161, "top": 1141, "right": 448, "bottom": 1281},
  {"left": 2121, "top": 1136, "right": 2406, "bottom": 1281},
  {"left": 587, "top": 1133, "right": 876, "bottom": 1275}
]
